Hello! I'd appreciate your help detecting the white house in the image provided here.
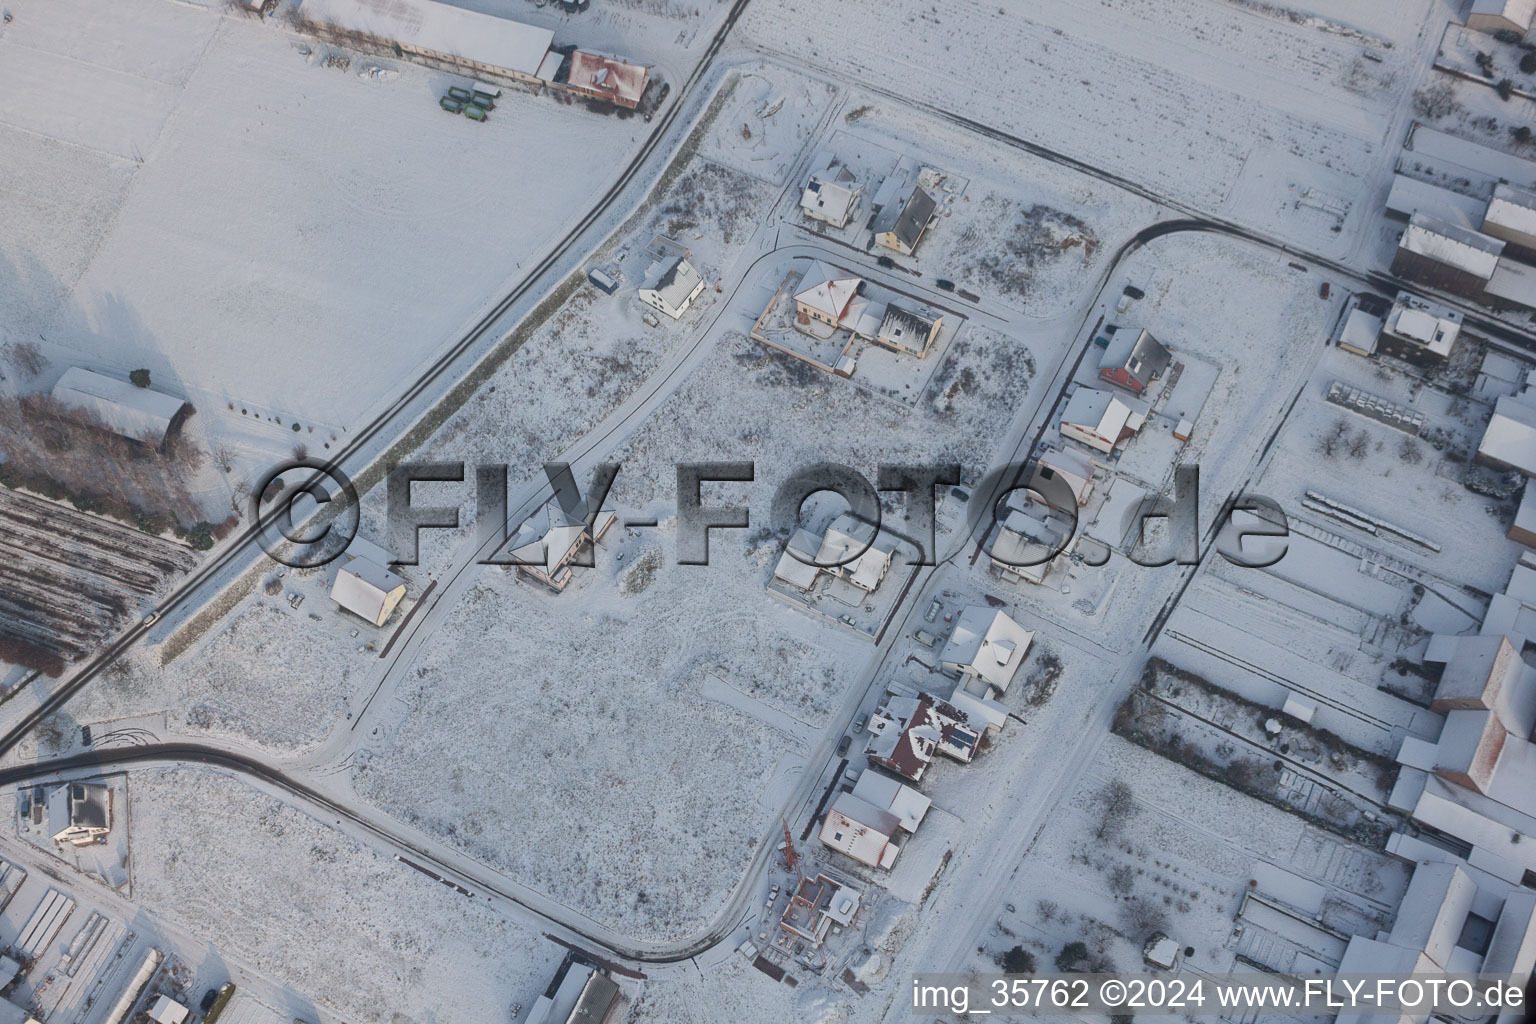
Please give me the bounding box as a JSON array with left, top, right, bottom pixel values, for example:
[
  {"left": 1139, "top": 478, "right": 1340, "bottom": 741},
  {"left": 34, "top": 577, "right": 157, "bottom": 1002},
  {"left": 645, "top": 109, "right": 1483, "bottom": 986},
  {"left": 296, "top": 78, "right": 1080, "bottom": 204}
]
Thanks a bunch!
[
  {"left": 988, "top": 491, "right": 1074, "bottom": 585},
  {"left": 48, "top": 782, "right": 111, "bottom": 846},
  {"left": 638, "top": 253, "right": 706, "bottom": 320},
  {"left": 330, "top": 555, "right": 407, "bottom": 627},
  {"left": 819, "top": 792, "right": 901, "bottom": 869},
  {"left": 508, "top": 495, "right": 618, "bottom": 592},
  {"left": 1059, "top": 387, "right": 1145, "bottom": 454},
  {"left": 940, "top": 607, "right": 1033, "bottom": 694},
  {"left": 850, "top": 772, "right": 931, "bottom": 833},
  {"left": 815, "top": 513, "right": 896, "bottom": 592},
  {"left": 771, "top": 527, "right": 823, "bottom": 591},
  {"left": 800, "top": 159, "right": 861, "bottom": 228}
]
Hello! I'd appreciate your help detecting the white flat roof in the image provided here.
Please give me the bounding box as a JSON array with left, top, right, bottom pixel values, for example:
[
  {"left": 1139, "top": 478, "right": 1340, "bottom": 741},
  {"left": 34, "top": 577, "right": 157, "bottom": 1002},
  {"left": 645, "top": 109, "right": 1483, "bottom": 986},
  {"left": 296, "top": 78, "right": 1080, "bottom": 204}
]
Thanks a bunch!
[
  {"left": 299, "top": 0, "right": 553, "bottom": 77},
  {"left": 1400, "top": 213, "right": 1503, "bottom": 280},
  {"left": 1386, "top": 173, "right": 1486, "bottom": 226},
  {"left": 51, "top": 366, "right": 186, "bottom": 443},
  {"left": 1485, "top": 183, "right": 1536, "bottom": 239}
]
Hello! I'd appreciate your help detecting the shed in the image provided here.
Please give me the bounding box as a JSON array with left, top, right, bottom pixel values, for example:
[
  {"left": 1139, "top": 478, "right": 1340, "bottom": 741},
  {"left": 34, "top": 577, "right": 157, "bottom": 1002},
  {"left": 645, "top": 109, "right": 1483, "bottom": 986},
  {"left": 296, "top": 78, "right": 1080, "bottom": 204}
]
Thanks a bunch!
[
  {"left": 51, "top": 367, "right": 189, "bottom": 447},
  {"left": 1336, "top": 307, "right": 1382, "bottom": 357},
  {"left": 330, "top": 555, "right": 407, "bottom": 626},
  {"left": 297, "top": 0, "right": 554, "bottom": 82}
]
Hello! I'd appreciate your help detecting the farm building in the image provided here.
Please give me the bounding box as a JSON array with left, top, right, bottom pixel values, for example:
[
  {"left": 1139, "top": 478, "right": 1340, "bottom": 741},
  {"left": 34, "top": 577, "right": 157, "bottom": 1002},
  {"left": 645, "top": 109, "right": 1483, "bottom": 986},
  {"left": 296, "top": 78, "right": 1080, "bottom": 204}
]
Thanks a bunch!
[
  {"left": 940, "top": 607, "right": 1033, "bottom": 693},
  {"left": 51, "top": 367, "right": 189, "bottom": 448},
  {"left": 48, "top": 782, "right": 111, "bottom": 846},
  {"left": 331, "top": 555, "right": 407, "bottom": 626},
  {"left": 800, "top": 159, "right": 862, "bottom": 228},
  {"left": 638, "top": 253, "right": 706, "bottom": 320},
  {"left": 1477, "top": 390, "right": 1536, "bottom": 476},
  {"left": 1096, "top": 327, "right": 1171, "bottom": 395},
  {"left": 525, "top": 955, "right": 620, "bottom": 1024},
  {"left": 563, "top": 50, "right": 649, "bottom": 109},
  {"left": 1482, "top": 184, "right": 1536, "bottom": 259},
  {"left": 507, "top": 495, "right": 617, "bottom": 592},
  {"left": 1390, "top": 213, "right": 1503, "bottom": 300},
  {"left": 1059, "top": 387, "right": 1145, "bottom": 454},
  {"left": 818, "top": 793, "right": 901, "bottom": 869},
  {"left": 1377, "top": 292, "right": 1462, "bottom": 367},
  {"left": 296, "top": 0, "right": 556, "bottom": 85},
  {"left": 1466, "top": 0, "right": 1536, "bottom": 33},
  {"left": 871, "top": 182, "right": 938, "bottom": 255},
  {"left": 875, "top": 305, "right": 941, "bottom": 357}
]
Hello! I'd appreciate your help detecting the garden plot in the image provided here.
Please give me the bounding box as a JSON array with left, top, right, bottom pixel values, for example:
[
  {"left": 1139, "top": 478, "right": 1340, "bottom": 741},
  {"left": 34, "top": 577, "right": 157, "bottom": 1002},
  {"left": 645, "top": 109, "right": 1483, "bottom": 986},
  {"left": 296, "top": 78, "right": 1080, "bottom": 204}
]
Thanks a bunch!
[
  {"left": 1254, "top": 346, "right": 1521, "bottom": 594},
  {"left": 0, "top": 0, "right": 641, "bottom": 433},
  {"left": 1411, "top": 68, "right": 1536, "bottom": 164},
  {"left": 739, "top": 0, "right": 1404, "bottom": 245},
  {"left": 127, "top": 767, "right": 562, "bottom": 1024},
  {"left": 981, "top": 735, "right": 1409, "bottom": 982}
]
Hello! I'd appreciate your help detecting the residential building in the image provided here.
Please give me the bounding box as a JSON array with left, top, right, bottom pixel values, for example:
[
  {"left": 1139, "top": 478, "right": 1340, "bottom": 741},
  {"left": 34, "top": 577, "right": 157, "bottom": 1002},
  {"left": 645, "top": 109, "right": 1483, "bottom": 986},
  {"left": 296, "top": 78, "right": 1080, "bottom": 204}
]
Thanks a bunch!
[
  {"left": 1467, "top": 0, "right": 1536, "bottom": 34},
  {"left": 871, "top": 182, "right": 938, "bottom": 255},
  {"left": 1477, "top": 387, "right": 1536, "bottom": 476},
  {"left": 296, "top": 0, "right": 557, "bottom": 86},
  {"left": 800, "top": 159, "right": 862, "bottom": 228},
  {"left": 793, "top": 261, "right": 881, "bottom": 336},
  {"left": 1377, "top": 292, "right": 1462, "bottom": 367},
  {"left": 563, "top": 50, "right": 648, "bottom": 108},
  {"left": 1390, "top": 213, "right": 1503, "bottom": 300},
  {"left": 1029, "top": 448, "right": 1095, "bottom": 509},
  {"left": 988, "top": 490, "right": 1074, "bottom": 585},
  {"left": 865, "top": 693, "right": 981, "bottom": 782},
  {"left": 638, "top": 253, "right": 707, "bottom": 320},
  {"left": 875, "top": 305, "right": 941, "bottom": 357},
  {"left": 1336, "top": 306, "right": 1383, "bottom": 357},
  {"left": 330, "top": 555, "right": 407, "bottom": 626},
  {"left": 850, "top": 772, "right": 931, "bottom": 832},
  {"left": 1059, "top": 387, "right": 1145, "bottom": 454},
  {"left": 777, "top": 873, "right": 861, "bottom": 946},
  {"left": 815, "top": 513, "right": 896, "bottom": 592},
  {"left": 51, "top": 367, "right": 189, "bottom": 449},
  {"left": 1096, "top": 327, "right": 1171, "bottom": 395},
  {"left": 819, "top": 792, "right": 902, "bottom": 869},
  {"left": 507, "top": 494, "right": 617, "bottom": 592},
  {"left": 1509, "top": 486, "right": 1536, "bottom": 547},
  {"left": 771, "top": 528, "right": 823, "bottom": 591},
  {"left": 1482, "top": 183, "right": 1536, "bottom": 260},
  {"left": 48, "top": 782, "right": 110, "bottom": 846},
  {"left": 940, "top": 607, "right": 1033, "bottom": 693}
]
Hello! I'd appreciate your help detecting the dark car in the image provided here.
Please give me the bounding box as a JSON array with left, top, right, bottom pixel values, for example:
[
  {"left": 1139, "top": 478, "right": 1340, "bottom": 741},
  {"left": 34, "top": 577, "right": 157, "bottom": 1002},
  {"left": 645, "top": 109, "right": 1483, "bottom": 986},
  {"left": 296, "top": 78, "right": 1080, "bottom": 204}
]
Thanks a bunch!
[
  {"left": 1318, "top": 281, "right": 1331, "bottom": 299},
  {"left": 836, "top": 735, "right": 852, "bottom": 756},
  {"left": 876, "top": 255, "right": 895, "bottom": 268},
  {"left": 935, "top": 278, "right": 956, "bottom": 291}
]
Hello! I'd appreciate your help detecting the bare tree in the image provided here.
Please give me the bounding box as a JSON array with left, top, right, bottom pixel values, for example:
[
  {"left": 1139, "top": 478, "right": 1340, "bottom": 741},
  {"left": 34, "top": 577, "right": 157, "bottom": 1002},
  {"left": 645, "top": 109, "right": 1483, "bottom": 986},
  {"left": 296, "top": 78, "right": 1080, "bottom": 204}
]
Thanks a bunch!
[
  {"left": 3, "top": 341, "right": 46, "bottom": 378},
  {"left": 1398, "top": 436, "right": 1424, "bottom": 465},
  {"left": 1095, "top": 780, "right": 1139, "bottom": 842},
  {"left": 1119, "top": 896, "right": 1168, "bottom": 939},
  {"left": 1413, "top": 81, "right": 1462, "bottom": 120}
]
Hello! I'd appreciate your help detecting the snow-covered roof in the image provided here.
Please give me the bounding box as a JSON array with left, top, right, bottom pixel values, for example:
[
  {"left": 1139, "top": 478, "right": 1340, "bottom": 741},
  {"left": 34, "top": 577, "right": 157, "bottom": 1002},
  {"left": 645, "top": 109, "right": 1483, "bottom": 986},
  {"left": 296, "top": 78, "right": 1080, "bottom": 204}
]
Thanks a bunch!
[
  {"left": 939, "top": 607, "right": 1033, "bottom": 694},
  {"left": 801, "top": 159, "right": 860, "bottom": 223},
  {"left": 1406, "top": 124, "right": 1536, "bottom": 194},
  {"left": 567, "top": 50, "right": 648, "bottom": 107},
  {"left": 147, "top": 996, "right": 190, "bottom": 1024},
  {"left": 1479, "top": 393, "right": 1536, "bottom": 474},
  {"left": 1515, "top": 484, "right": 1536, "bottom": 543},
  {"left": 1485, "top": 255, "right": 1536, "bottom": 310},
  {"left": 820, "top": 793, "right": 899, "bottom": 868},
  {"left": 1337, "top": 307, "right": 1382, "bottom": 356},
  {"left": 1386, "top": 862, "right": 1475, "bottom": 968},
  {"left": 1430, "top": 634, "right": 1524, "bottom": 714},
  {"left": 48, "top": 782, "right": 109, "bottom": 841},
  {"left": 1434, "top": 709, "right": 1507, "bottom": 792},
  {"left": 1030, "top": 448, "right": 1094, "bottom": 508},
  {"left": 871, "top": 182, "right": 938, "bottom": 250},
  {"left": 1384, "top": 292, "right": 1461, "bottom": 357},
  {"left": 1385, "top": 173, "right": 1486, "bottom": 226},
  {"left": 331, "top": 555, "right": 406, "bottom": 626},
  {"left": 877, "top": 304, "right": 937, "bottom": 351},
  {"left": 1484, "top": 183, "right": 1536, "bottom": 240},
  {"left": 1483, "top": 890, "right": 1536, "bottom": 978},
  {"left": 945, "top": 684, "right": 1009, "bottom": 732},
  {"left": 772, "top": 527, "right": 822, "bottom": 590},
  {"left": 816, "top": 513, "right": 895, "bottom": 591},
  {"left": 851, "top": 772, "right": 931, "bottom": 832},
  {"left": 298, "top": 0, "right": 554, "bottom": 78},
  {"left": 794, "top": 260, "right": 862, "bottom": 320},
  {"left": 1098, "top": 327, "right": 1170, "bottom": 388},
  {"left": 51, "top": 367, "right": 187, "bottom": 444},
  {"left": 639, "top": 255, "right": 704, "bottom": 313},
  {"left": 1062, "top": 387, "right": 1134, "bottom": 437},
  {"left": 1400, "top": 213, "right": 1504, "bottom": 279},
  {"left": 1470, "top": 0, "right": 1536, "bottom": 30}
]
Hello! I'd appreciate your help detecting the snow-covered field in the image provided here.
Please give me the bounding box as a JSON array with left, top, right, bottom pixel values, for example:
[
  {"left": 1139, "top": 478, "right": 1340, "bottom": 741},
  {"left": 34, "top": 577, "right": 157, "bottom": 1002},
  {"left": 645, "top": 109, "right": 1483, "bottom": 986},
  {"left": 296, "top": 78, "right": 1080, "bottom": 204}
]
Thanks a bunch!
[
  {"left": 0, "top": 0, "right": 644, "bottom": 435},
  {"left": 128, "top": 766, "right": 563, "bottom": 1024}
]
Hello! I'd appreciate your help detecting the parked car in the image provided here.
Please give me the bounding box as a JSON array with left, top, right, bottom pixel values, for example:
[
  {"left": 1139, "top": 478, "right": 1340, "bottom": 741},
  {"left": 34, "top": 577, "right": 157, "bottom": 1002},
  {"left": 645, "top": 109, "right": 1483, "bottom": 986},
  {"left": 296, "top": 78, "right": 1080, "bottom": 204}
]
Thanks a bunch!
[
  {"left": 854, "top": 713, "right": 868, "bottom": 732},
  {"left": 1318, "top": 281, "right": 1331, "bottom": 299},
  {"left": 836, "top": 735, "right": 852, "bottom": 756},
  {"left": 935, "top": 278, "right": 956, "bottom": 291},
  {"left": 876, "top": 255, "right": 895, "bottom": 268}
]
